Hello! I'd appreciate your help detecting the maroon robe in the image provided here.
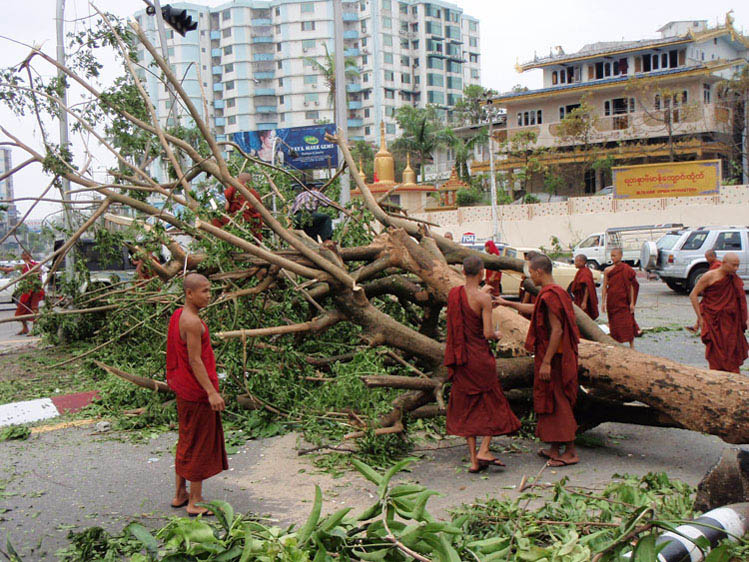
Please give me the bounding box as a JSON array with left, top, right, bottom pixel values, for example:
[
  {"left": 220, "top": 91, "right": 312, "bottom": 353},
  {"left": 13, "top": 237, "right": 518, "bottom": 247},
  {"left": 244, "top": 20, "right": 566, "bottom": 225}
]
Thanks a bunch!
[
  {"left": 700, "top": 274, "right": 749, "bottom": 373},
  {"left": 444, "top": 286, "right": 520, "bottom": 437},
  {"left": 708, "top": 260, "right": 722, "bottom": 270},
  {"left": 569, "top": 267, "right": 599, "bottom": 320},
  {"left": 525, "top": 284, "right": 580, "bottom": 443},
  {"left": 167, "top": 308, "right": 228, "bottom": 482},
  {"left": 606, "top": 263, "right": 639, "bottom": 343}
]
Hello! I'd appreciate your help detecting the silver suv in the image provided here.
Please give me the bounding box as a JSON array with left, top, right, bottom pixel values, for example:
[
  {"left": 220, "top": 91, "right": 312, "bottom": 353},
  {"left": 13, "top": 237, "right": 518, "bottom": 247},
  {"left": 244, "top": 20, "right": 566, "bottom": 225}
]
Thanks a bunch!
[{"left": 641, "top": 226, "right": 749, "bottom": 293}]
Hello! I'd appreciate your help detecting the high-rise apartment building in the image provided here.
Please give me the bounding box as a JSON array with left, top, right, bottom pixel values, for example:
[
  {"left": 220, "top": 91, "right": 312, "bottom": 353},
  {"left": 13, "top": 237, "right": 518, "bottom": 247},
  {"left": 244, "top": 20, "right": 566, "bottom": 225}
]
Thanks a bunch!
[{"left": 133, "top": 0, "right": 480, "bottom": 146}]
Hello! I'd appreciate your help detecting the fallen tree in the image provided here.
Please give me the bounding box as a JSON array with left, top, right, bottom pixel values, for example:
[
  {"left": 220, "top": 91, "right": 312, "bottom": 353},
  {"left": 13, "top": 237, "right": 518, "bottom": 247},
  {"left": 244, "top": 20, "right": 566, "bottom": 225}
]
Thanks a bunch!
[{"left": 0, "top": 11, "right": 747, "bottom": 454}]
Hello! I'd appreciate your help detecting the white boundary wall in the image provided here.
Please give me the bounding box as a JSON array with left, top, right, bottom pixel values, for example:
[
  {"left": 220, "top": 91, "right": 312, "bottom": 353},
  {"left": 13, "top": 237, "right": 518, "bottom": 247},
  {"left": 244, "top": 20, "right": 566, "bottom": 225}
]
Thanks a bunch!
[{"left": 414, "top": 185, "right": 749, "bottom": 248}]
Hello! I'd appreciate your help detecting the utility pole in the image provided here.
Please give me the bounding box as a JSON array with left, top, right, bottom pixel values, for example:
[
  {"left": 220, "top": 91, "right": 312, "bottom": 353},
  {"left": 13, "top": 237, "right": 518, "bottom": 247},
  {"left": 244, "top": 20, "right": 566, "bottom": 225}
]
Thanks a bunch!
[
  {"left": 332, "top": 0, "right": 350, "bottom": 205},
  {"left": 150, "top": 0, "right": 179, "bottom": 127},
  {"left": 488, "top": 111, "right": 500, "bottom": 242},
  {"left": 56, "top": 0, "right": 74, "bottom": 275}
]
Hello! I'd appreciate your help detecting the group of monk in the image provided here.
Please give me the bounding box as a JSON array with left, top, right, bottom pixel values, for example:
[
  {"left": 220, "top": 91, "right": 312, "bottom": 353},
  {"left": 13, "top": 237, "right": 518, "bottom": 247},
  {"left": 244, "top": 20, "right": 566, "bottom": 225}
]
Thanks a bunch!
[{"left": 445, "top": 254, "right": 581, "bottom": 470}]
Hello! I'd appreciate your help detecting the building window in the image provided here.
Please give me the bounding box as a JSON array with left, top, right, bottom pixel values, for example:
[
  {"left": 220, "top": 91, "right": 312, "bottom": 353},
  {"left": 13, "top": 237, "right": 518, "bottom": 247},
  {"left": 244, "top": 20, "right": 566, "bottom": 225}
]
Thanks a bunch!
[
  {"left": 304, "top": 75, "right": 318, "bottom": 85},
  {"left": 703, "top": 83, "right": 711, "bottom": 103},
  {"left": 228, "top": 116, "right": 236, "bottom": 125},
  {"left": 386, "top": 123, "right": 396, "bottom": 134},
  {"left": 559, "top": 104, "right": 580, "bottom": 120},
  {"left": 383, "top": 34, "right": 393, "bottom": 47},
  {"left": 400, "top": 55, "right": 410, "bottom": 66},
  {"left": 364, "top": 108, "right": 370, "bottom": 117},
  {"left": 428, "top": 90, "right": 445, "bottom": 104},
  {"left": 382, "top": 16, "right": 392, "bottom": 29},
  {"left": 385, "top": 89, "right": 394, "bottom": 99},
  {"left": 224, "top": 63, "right": 234, "bottom": 73},
  {"left": 365, "top": 126, "right": 371, "bottom": 135},
  {"left": 362, "top": 55, "right": 368, "bottom": 65},
  {"left": 384, "top": 70, "right": 394, "bottom": 81},
  {"left": 385, "top": 106, "right": 395, "bottom": 117},
  {"left": 223, "top": 46, "right": 232, "bottom": 55},
  {"left": 305, "top": 110, "right": 319, "bottom": 119},
  {"left": 277, "top": 43, "right": 282, "bottom": 52},
  {"left": 469, "top": 53, "right": 478, "bottom": 63},
  {"left": 301, "top": 2, "right": 315, "bottom": 13},
  {"left": 469, "top": 36, "right": 478, "bottom": 48},
  {"left": 222, "top": 9, "right": 231, "bottom": 20},
  {"left": 401, "top": 73, "right": 411, "bottom": 83},
  {"left": 469, "top": 21, "right": 478, "bottom": 32},
  {"left": 471, "top": 69, "right": 479, "bottom": 79},
  {"left": 222, "top": 28, "right": 231, "bottom": 38},
  {"left": 427, "top": 56, "right": 443, "bottom": 70},
  {"left": 447, "top": 76, "right": 462, "bottom": 90},
  {"left": 278, "top": 78, "right": 284, "bottom": 86},
  {"left": 552, "top": 71, "right": 558, "bottom": 85},
  {"left": 226, "top": 98, "right": 236, "bottom": 108},
  {"left": 302, "top": 21, "right": 315, "bottom": 31},
  {"left": 275, "top": 7, "right": 280, "bottom": 16},
  {"left": 277, "top": 60, "right": 282, "bottom": 69},
  {"left": 304, "top": 93, "right": 319, "bottom": 103},
  {"left": 279, "top": 95, "right": 285, "bottom": 104},
  {"left": 302, "top": 39, "right": 316, "bottom": 50},
  {"left": 427, "top": 73, "right": 444, "bottom": 87},
  {"left": 225, "top": 81, "right": 234, "bottom": 90},
  {"left": 382, "top": 0, "right": 392, "bottom": 10},
  {"left": 383, "top": 52, "right": 393, "bottom": 64}
]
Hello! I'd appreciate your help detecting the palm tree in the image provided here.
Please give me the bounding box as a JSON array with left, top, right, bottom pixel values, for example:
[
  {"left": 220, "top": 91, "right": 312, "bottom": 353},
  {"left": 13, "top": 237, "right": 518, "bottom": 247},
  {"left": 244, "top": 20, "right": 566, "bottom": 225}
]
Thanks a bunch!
[
  {"left": 392, "top": 105, "right": 448, "bottom": 182},
  {"left": 444, "top": 127, "right": 489, "bottom": 182},
  {"left": 303, "top": 44, "right": 360, "bottom": 111}
]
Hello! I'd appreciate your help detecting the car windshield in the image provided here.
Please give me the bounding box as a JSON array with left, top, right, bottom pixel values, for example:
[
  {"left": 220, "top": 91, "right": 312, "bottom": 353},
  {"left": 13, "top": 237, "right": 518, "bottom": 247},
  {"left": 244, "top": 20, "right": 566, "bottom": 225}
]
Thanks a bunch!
[
  {"left": 657, "top": 234, "right": 682, "bottom": 250},
  {"left": 680, "top": 231, "right": 708, "bottom": 251}
]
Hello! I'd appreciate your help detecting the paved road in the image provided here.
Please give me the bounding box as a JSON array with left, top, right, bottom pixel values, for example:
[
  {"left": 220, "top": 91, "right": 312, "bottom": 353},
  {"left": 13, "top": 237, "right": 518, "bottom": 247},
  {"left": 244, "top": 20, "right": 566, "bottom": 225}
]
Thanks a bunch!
[{"left": 0, "top": 305, "right": 43, "bottom": 354}]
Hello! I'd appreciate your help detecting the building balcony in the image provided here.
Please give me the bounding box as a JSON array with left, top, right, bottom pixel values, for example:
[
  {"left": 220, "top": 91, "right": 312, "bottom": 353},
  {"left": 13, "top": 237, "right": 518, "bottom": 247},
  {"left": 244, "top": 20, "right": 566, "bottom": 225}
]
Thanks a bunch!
[
  {"left": 210, "top": 31, "right": 220, "bottom": 40},
  {"left": 215, "top": 117, "right": 226, "bottom": 127},
  {"left": 211, "top": 48, "right": 222, "bottom": 57},
  {"left": 253, "top": 53, "right": 274, "bottom": 61},
  {"left": 343, "top": 30, "right": 359, "bottom": 40},
  {"left": 251, "top": 18, "right": 272, "bottom": 26},
  {"left": 342, "top": 12, "right": 358, "bottom": 22},
  {"left": 346, "top": 83, "right": 362, "bottom": 93},
  {"left": 213, "top": 83, "right": 223, "bottom": 92},
  {"left": 344, "top": 48, "right": 360, "bottom": 57},
  {"left": 350, "top": 135, "right": 365, "bottom": 141},
  {"left": 214, "top": 99, "right": 225, "bottom": 109},
  {"left": 348, "top": 100, "right": 362, "bottom": 109},
  {"left": 253, "top": 71, "right": 275, "bottom": 79},
  {"left": 254, "top": 88, "right": 276, "bottom": 96},
  {"left": 251, "top": 36, "right": 273, "bottom": 43},
  {"left": 257, "top": 122, "right": 278, "bottom": 130},
  {"left": 348, "top": 118, "right": 364, "bottom": 128},
  {"left": 212, "top": 65, "right": 222, "bottom": 75},
  {"left": 256, "top": 106, "right": 277, "bottom": 113}
]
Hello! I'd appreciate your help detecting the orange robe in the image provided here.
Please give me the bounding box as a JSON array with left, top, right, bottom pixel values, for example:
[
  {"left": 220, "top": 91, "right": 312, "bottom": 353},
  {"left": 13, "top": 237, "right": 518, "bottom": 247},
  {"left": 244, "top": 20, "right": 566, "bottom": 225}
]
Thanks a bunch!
[
  {"left": 212, "top": 185, "right": 264, "bottom": 240},
  {"left": 569, "top": 267, "right": 599, "bottom": 320},
  {"left": 444, "top": 286, "right": 520, "bottom": 437},
  {"left": 484, "top": 241, "right": 503, "bottom": 297},
  {"left": 525, "top": 284, "right": 580, "bottom": 443},
  {"left": 606, "top": 263, "right": 639, "bottom": 343},
  {"left": 700, "top": 274, "right": 749, "bottom": 373},
  {"left": 167, "top": 308, "right": 228, "bottom": 481},
  {"left": 15, "top": 261, "right": 44, "bottom": 317}
]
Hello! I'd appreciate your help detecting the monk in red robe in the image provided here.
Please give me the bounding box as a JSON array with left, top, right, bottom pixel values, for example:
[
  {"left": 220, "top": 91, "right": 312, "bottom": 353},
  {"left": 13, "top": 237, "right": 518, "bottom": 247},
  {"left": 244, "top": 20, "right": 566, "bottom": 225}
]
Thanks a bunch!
[
  {"left": 483, "top": 240, "right": 503, "bottom": 297},
  {"left": 568, "top": 254, "right": 599, "bottom": 320},
  {"left": 705, "top": 249, "right": 722, "bottom": 271},
  {"left": 166, "top": 273, "right": 228, "bottom": 516},
  {"left": 690, "top": 253, "right": 748, "bottom": 373},
  {"left": 498, "top": 254, "right": 580, "bottom": 467},
  {"left": 212, "top": 173, "right": 264, "bottom": 240},
  {"left": 602, "top": 248, "right": 638, "bottom": 347},
  {"left": 445, "top": 255, "right": 520, "bottom": 473},
  {"left": 518, "top": 251, "right": 541, "bottom": 320},
  {"left": 1, "top": 251, "right": 45, "bottom": 335}
]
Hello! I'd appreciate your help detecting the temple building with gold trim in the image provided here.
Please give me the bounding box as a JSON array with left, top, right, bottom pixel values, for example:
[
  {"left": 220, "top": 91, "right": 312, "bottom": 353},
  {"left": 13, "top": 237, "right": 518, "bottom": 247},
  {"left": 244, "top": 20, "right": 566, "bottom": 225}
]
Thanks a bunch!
[
  {"left": 475, "top": 15, "right": 748, "bottom": 195},
  {"left": 352, "top": 123, "right": 438, "bottom": 214}
]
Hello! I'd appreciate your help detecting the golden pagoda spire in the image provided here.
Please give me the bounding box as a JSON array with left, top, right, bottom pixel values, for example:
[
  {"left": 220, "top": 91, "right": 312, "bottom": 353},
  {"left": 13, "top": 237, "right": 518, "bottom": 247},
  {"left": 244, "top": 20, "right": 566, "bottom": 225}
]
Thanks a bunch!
[
  {"left": 358, "top": 157, "right": 366, "bottom": 182},
  {"left": 373, "top": 122, "right": 395, "bottom": 184},
  {"left": 401, "top": 152, "right": 416, "bottom": 186}
]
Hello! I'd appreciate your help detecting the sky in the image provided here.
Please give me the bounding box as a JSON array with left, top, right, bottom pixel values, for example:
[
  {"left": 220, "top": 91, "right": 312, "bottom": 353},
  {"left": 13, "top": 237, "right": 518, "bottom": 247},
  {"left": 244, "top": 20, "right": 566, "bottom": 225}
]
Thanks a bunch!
[{"left": 0, "top": 0, "right": 747, "bottom": 220}]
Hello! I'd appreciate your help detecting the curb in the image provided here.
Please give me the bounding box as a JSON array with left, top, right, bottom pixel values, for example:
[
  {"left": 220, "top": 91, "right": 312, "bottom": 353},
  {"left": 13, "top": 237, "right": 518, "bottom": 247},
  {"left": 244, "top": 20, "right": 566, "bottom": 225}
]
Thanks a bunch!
[{"left": 0, "top": 391, "right": 99, "bottom": 428}]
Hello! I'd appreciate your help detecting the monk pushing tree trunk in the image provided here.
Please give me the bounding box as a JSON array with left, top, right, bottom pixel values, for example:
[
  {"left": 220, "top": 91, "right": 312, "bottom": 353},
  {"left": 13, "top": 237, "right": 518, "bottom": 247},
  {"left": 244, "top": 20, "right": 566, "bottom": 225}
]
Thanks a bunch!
[{"left": 690, "top": 253, "right": 749, "bottom": 374}]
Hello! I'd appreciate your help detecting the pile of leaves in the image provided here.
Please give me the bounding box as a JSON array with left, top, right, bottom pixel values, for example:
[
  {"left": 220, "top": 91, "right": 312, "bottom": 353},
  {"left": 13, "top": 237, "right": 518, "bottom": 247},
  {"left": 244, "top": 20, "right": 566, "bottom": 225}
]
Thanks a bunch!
[{"left": 3, "top": 462, "right": 738, "bottom": 561}]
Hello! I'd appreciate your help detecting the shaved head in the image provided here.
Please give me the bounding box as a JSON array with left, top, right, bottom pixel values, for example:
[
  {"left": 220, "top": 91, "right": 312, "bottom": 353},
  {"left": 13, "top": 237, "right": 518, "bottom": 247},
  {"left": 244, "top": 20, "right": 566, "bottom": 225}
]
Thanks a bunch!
[
  {"left": 723, "top": 252, "right": 740, "bottom": 266},
  {"left": 184, "top": 273, "right": 210, "bottom": 293},
  {"left": 574, "top": 254, "right": 587, "bottom": 266},
  {"left": 610, "top": 247, "right": 623, "bottom": 257},
  {"left": 529, "top": 254, "right": 553, "bottom": 274},
  {"left": 705, "top": 249, "right": 717, "bottom": 260},
  {"left": 237, "top": 172, "right": 252, "bottom": 185},
  {"left": 463, "top": 254, "right": 484, "bottom": 277},
  {"left": 524, "top": 250, "right": 541, "bottom": 261}
]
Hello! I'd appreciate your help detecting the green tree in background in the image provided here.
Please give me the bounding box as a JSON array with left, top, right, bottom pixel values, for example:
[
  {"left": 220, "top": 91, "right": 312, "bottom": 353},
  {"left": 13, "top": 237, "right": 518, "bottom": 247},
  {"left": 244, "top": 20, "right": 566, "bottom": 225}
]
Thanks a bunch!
[
  {"left": 392, "top": 105, "right": 448, "bottom": 182},
  {"left": 303, "top": 44, "right": 360, "bottom": 111}
]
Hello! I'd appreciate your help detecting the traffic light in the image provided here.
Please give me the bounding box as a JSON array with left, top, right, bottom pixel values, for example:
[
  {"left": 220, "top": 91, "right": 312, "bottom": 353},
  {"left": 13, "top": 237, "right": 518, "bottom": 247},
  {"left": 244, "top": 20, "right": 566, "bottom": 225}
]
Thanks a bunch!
[{"left": 149, "top": 4, "right": 198, "bottom": 37}]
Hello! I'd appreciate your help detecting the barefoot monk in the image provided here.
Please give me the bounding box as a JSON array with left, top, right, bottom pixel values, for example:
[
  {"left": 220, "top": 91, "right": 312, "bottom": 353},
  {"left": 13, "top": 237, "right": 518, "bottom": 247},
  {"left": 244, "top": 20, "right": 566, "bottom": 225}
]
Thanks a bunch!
[
  {"left": 569, "top": 254, "right": 599, "bottom": 320},
  {"left": 602, "top": 248, "right": 638, "bottom": 347},
  {"left": 166, "top": 273, "right": 228, "bottom": 516}
]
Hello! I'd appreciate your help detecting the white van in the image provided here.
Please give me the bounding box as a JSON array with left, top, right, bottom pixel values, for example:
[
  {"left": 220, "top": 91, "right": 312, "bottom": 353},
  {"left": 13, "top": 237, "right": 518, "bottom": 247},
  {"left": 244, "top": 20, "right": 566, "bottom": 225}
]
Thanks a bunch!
[{"left": 574, "top": 224, "right": 683, "bottom": 270}]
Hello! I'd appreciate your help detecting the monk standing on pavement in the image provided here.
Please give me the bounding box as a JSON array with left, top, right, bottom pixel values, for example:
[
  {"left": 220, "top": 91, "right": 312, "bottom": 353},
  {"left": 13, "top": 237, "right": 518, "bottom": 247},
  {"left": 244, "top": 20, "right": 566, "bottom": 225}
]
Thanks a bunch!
[
  {"left": 498, "top": 255, "right": 580, "bottom": 467},
  {"left": 445, "top": 255, "right": 520, "bottom": 473},
  {"left": 1, "top": 251, "right": 45, "bottom": 335},
  {"left": 690, "top": 253, "right": 748, "bottom": 373},
  {"left": 484, "top": 240, "right": 503, "bottom": 297},
  {"left": 166, "top": 273, "right": 228, "bottom": 516},
  {"left": 601, "top": 248, "right": 638, "bottom": 347},
  {"left": 569, "top": 254, "right": 599, "bottom": 320},
  {"left": 705, "top": 249, "right": 722, "bottom": 270}
]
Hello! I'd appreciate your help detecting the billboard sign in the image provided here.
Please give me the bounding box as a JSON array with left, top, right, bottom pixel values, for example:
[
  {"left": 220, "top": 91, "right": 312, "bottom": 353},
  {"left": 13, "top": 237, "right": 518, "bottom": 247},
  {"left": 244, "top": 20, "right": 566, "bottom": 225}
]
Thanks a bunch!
[
  {"left": 232, "top": 125, "right": 337, "bottom": 170},
  {"left": 613, "top": 159, "right": 721, "bottom": 199}
]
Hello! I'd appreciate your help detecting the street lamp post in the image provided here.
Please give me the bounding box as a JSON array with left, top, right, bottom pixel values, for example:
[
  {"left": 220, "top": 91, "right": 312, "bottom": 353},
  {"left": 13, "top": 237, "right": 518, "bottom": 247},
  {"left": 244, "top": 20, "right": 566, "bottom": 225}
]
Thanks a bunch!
[
  {"left": 56, "top": 0, "right": 74, "bottom": 275},
  {"left": 488, "top": 111, "right": 500, "bottom": 242},
  {"left": 332, "top": 0, "right": 350, "bottom": 205}
]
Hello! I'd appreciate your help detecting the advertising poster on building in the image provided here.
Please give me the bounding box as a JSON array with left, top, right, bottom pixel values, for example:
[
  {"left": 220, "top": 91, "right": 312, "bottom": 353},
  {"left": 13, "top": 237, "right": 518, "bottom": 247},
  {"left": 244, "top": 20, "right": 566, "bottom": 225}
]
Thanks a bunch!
[
  {"left": 613, "top": 159, "right": 721, "bottom": 199},
  {"left": 232, "top": 125, "right": 337, "bottom": 170}
]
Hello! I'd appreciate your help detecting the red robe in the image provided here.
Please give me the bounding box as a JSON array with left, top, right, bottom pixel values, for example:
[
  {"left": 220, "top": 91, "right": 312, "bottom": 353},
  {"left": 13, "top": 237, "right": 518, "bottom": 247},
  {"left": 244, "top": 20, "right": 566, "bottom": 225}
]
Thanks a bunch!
[
  {"left": 166, "top": 308, "right": 228, "bottom": 482},
  {"left": 709, "top": 260, "right": 722, "bottom": 270},
  {"left": 518, "top": 280, "right": 536, "bottom": 320},
  {"left": 569, "top": 267, "right": 599, "bottom": 320},
  {"left": 444, "top": 286, "right": 520, "bottom": 437},
  {"left": 525, "top": 284, "right": 580, "bottom": 443},
  {"left": 15, "top": 261, "right": 45, "bottom": 317},
  {"left": 606, "top": 263, "right": 639, "bottom": 343},
  {"left": 700, "top": 274, "right": 749, "bottom": 373},
  {"left": 484, "top": 241, "right": 503, "bottom": 297},
  {"left": 212, "top": 185, "right": 264, "bottom": 240}
]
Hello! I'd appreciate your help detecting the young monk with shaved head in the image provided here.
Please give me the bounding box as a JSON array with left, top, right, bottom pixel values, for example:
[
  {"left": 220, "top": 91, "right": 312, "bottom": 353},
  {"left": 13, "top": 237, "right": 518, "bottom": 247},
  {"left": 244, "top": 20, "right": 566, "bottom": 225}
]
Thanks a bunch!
[
  {"left": 166, "top": 273, "right": 227, "bottom": 516},
  {"left": 498, "top": 254, "right": 580, "bottom": 467},
  {"left": 569, "top": 254, "right": 599, "bottom": 320},
  {"left": 602, "top": 248, "right": 638, "bottom": 347},
  {"left": 705, "top": 249, "right": 722, "bottom": 270},
  {"left": 690, "top": 253, "right": 748, "bottom": 373}
]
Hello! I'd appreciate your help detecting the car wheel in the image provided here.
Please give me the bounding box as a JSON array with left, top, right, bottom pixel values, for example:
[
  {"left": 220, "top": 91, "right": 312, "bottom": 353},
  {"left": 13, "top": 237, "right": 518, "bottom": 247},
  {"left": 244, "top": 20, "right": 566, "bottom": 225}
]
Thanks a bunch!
[
  {"left": 665, "top": 281, "right": 687, "bottom": 294},
  {"left": 687, "top": 267, "right": 708, "bottom": 293},
  {"left": 586, "top": 260, "right": 600, "bottom": 271}
]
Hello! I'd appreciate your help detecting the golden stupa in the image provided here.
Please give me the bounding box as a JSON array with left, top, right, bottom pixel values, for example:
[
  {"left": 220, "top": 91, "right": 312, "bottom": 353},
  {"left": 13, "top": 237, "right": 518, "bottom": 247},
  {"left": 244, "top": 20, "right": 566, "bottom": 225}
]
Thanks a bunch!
[{"left": 373, "top": 122, "right": 395, "bottom": 185}]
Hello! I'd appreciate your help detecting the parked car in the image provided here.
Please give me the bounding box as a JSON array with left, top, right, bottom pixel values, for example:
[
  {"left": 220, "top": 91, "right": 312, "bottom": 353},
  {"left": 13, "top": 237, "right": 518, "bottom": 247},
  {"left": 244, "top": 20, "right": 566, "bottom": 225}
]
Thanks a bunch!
[
  {"left": 499, "top": 246, "right": 602, "bottom": 296},
  {"left": 641, "top": 226, "right": 749, "bottom": 293},
  {"left": 0, "top": 271, "right": 19, "bottom": 304},
  {"left": 573, "top": 224, "right": 684, "bottom": 270}
]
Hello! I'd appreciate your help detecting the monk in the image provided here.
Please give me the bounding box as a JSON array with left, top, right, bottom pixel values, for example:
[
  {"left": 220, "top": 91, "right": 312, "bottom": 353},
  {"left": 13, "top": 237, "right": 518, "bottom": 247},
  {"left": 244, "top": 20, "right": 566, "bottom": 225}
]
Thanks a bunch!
[
  {"left": 1, "top": 251, "right": 45, "bottom": 335},
  {"left": 212, "top": 173, "right": 264, "bottom": 239},
  {"left": 568, "top": 254, "right": 599, "bottom": 320},
  {"left": 601, "top": 248, "right": 638, "bottom": 347},
  {"left": 166, "top": 273, "right": 228, "bottom": 516},
  {"left": 484, "top": 240, "right": 503, "bottom": 297},
  {"left": 498, "top": 254, "right": 580, "bottom": 466},
  {"left": 518, "top": 251, "right": 541, "bottom": 320},
  {"left": 445, "top": 255, "right": 520, "bottom": 473},
  {"left": 705, "top": 249, "right": 722, "bottom": 270},
  {"left": 690, "top": 253, "right": 748, "bottom": 373}
]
